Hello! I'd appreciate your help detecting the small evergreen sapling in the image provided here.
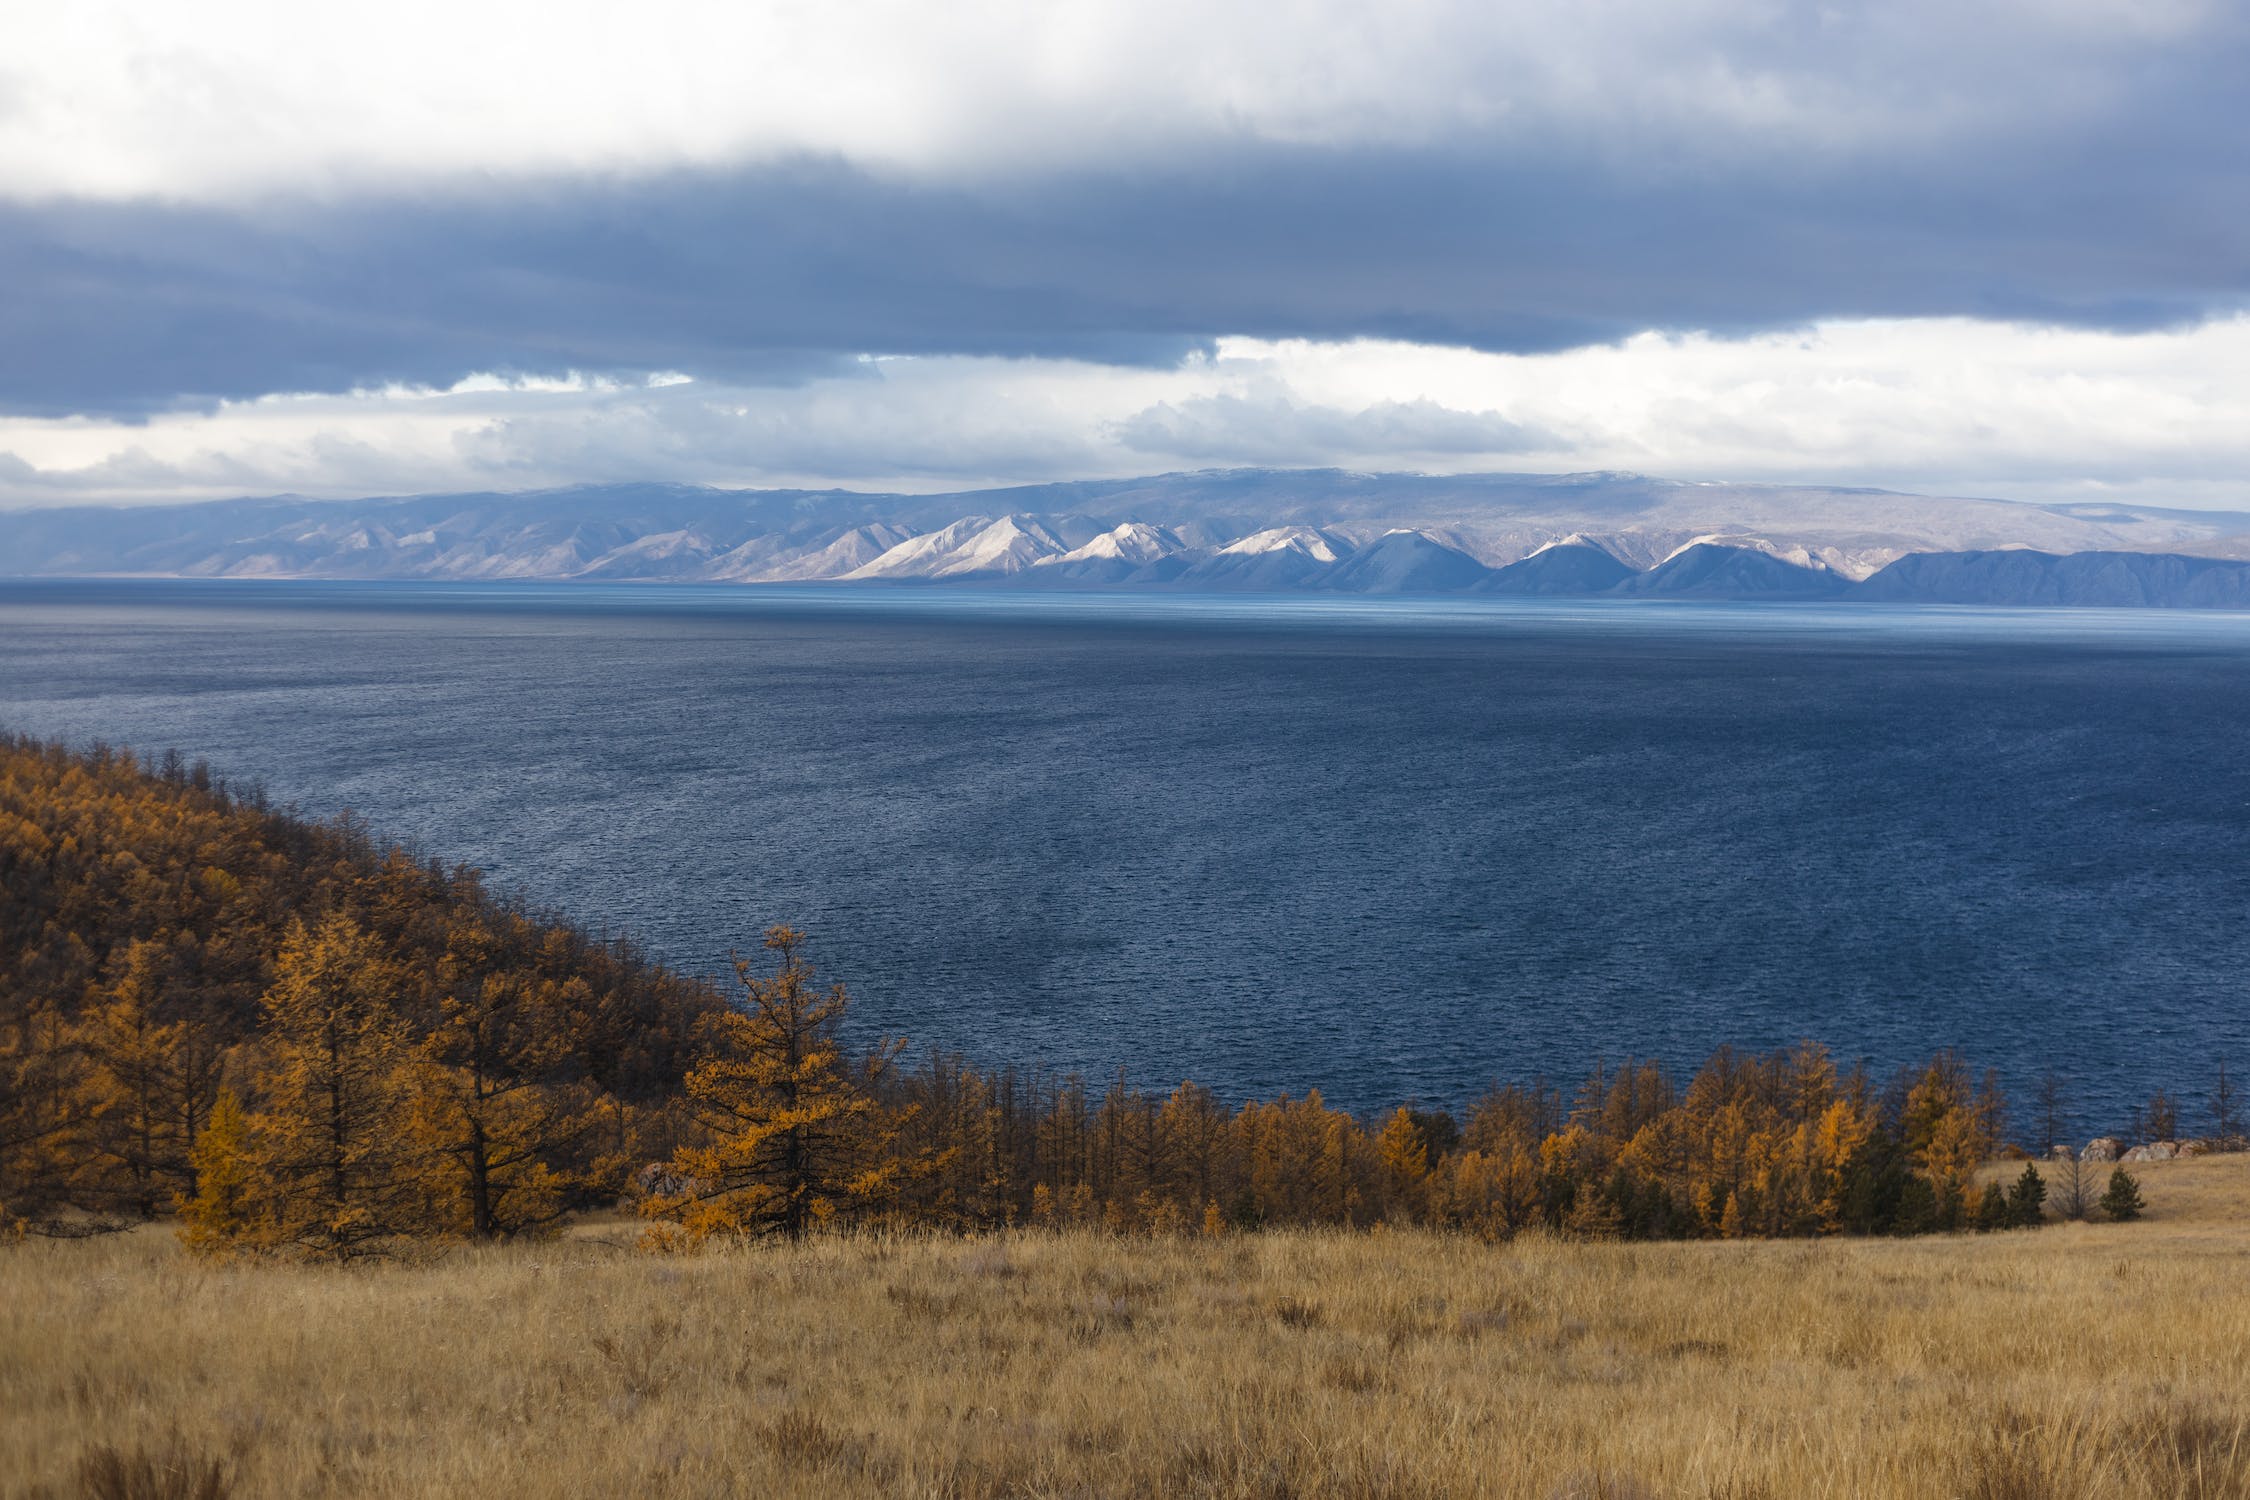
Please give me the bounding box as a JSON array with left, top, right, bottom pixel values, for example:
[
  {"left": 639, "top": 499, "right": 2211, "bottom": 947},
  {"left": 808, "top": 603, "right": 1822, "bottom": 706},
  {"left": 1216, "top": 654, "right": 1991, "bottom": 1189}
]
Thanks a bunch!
[
  {"left": 2004, "top": 1163, "right": 2046, "bottom": 1228},
  {"left": 2100, "top": 1167, "right": 2145, "bottom": 1222}
]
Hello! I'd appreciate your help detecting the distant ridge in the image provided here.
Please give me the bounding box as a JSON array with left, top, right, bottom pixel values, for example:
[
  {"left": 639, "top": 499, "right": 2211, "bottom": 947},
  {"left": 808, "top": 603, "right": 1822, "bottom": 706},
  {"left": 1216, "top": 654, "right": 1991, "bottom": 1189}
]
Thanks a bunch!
[
  {"left": 1856, "top": 549, "right": 2250, "bottom": 608},
  {"left": 1324, "top": 531, "right": 1492, "bottom": 594},
  {"left": 1616, "top": 543, "right": 1852, "bottom": 599},
  {"left": 7, "top": 469, "right": 2250, "bottom": 607},
  {"left": 1483, "top": 540, "right": 1637, "bottom": 595}
]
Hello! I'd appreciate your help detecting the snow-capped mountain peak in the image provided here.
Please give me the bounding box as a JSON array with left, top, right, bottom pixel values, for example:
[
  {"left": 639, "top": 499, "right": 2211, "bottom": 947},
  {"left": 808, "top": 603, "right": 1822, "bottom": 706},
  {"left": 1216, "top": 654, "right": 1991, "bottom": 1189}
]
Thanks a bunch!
[
  {"left": 1217, "top": 526, "right": 1347, "bottom": 563},
  {"left": 844, "top": 513, "right": 1067, "bottom": 580},
  {"left": 1040, "top": 521, "right": 1183, "bottom": 566}
]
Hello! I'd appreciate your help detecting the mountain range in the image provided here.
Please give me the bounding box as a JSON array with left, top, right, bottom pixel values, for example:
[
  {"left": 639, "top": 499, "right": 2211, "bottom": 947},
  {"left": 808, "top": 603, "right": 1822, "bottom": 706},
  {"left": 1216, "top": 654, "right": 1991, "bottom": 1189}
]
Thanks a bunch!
[{"left": 8, "top": 469, "right": 2250, "bottom": 607}]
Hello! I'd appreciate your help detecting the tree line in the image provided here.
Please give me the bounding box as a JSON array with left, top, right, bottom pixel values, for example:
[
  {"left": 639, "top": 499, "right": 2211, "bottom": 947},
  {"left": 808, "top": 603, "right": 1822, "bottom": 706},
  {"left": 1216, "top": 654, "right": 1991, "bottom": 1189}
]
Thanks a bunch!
[{"left": 0, "top": 736, "right": 2190, "bottom": 1255}]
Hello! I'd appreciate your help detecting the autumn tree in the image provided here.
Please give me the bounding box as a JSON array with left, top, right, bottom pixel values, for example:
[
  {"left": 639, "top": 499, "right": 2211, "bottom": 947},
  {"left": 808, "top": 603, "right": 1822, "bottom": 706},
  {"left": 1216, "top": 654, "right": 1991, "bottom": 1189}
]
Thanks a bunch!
[
  {"left": 178, "top": 1089, "right": 255, "bottom": 1251},
  {"left": 1810, "top": 1097, "right": 1877, "bottom": 1230},
  {"left": 0, "top": 735, "right": 717, "bottom": 1234},
  {"left": 0, "top": 983, "right": 86, "bottom": 1231},
  {"left": 1902, "top": 1055, "right": 1991, "bottom": 1228},
  {"left": 645, "top": 928, "right": 907, "bottom": 1242},
  {"left": 76, "top": 939, "right": 223, "bottom": 1219},
  {"left": 887, "top": 1050, "right": 997, "bottom": 1227},
  {"left": 1236, "top": 1092, "right": 1373, "bottom": 1228},
  {"left": 402, "top": 921, "right": 587, "bottom": 1237},
  {"left": 245, "top": 913, "right": 424, "bottom": 1255},
  {"left": 1158, "top": 1082, "right": 1234, "bottom": 1221},
  {"left": 1376, "top": 1106, "right": 1432, "bottom": 1222}
]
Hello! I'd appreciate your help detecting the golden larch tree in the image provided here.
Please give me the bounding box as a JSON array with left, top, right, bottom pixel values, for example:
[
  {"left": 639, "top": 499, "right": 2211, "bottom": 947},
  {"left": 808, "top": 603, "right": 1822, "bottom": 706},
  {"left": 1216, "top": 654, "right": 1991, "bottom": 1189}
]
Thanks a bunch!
[
  {"left": 178, "top": 1088, "right": 254, "bottom": 1252},
  {"left": 77, "top": 938, "right": 222, "bottom": 1219},
  {"left": 246, "top": 913, "right": 424, "bottom": 1255},
  {"left": 645, "top": 927, "right": 906, "bottom": 1242},
  {"left": 1376, "top": 1106, "right": 1432, "bottom": 1222},
  {"left": 403, "top": 921, "right": 582, "bottom": 1237}
]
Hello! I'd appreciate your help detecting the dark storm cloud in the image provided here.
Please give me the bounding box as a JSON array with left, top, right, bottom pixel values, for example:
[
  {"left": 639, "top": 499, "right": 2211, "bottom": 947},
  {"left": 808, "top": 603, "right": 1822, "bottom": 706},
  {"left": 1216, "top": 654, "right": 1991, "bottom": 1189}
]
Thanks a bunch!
[{"left": 3, "top": 28, "right": 2246, "bottom": 420}]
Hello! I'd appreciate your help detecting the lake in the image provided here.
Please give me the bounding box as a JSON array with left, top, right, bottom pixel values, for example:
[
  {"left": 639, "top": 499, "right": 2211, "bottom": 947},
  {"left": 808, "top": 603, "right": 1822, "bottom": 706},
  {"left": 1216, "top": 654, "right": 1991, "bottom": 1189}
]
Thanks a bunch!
[{"left": 5, "top": 579, "right": 2247, "bottom": 1136}]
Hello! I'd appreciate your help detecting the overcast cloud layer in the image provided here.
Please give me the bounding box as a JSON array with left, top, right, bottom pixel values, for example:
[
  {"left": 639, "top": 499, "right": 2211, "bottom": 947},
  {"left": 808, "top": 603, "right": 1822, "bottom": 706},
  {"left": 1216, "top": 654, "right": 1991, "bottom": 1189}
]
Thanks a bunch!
[
  {"left": 10, "top": 320, "right": 2250, "bottom": 511},
  {"left": 4, "top": 1, "right": 2246, "bottom": 506}
]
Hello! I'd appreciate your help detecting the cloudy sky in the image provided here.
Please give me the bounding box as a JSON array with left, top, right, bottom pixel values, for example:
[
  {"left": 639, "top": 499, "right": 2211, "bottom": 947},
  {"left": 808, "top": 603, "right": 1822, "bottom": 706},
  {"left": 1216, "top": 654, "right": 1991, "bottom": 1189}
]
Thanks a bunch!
[{"left": 4, "top": 0, "right": 2247, "bottom": 509}]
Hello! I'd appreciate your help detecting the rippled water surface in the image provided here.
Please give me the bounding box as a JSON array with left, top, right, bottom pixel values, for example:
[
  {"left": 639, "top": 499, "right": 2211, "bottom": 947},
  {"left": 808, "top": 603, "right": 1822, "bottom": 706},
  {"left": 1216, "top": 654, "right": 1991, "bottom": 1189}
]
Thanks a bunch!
[{"left": 5, "top": 580, "right": 2248, "bottom": 1131}]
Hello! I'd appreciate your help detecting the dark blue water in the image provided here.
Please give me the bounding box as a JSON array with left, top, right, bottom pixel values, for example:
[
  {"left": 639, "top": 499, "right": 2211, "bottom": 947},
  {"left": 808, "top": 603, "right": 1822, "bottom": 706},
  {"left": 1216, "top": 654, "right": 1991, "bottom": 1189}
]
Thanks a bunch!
[{"left": 4, "top": 579, "right": 2247, "bottom": 1136}]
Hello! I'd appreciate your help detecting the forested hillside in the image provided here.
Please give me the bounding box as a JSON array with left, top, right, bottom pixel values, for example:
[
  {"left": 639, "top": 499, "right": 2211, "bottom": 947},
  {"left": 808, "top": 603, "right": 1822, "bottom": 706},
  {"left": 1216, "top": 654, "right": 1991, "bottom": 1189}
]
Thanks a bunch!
[
  {"left": 1, "top": 736, "right": 2169, "bottom": 1254},
  {"left": 0, "top": 734, "right": 714, "bottom": 1242}
]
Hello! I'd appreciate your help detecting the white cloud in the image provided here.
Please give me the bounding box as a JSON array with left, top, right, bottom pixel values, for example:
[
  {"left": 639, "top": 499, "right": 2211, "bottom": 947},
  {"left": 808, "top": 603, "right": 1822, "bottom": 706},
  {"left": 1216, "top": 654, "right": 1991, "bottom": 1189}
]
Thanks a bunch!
[
  {"left": 1, "top": 0, "right": 2220, "bottom": 199},
  {"left": 5, "top": 315, "right": 2249, "bottom": 511}
]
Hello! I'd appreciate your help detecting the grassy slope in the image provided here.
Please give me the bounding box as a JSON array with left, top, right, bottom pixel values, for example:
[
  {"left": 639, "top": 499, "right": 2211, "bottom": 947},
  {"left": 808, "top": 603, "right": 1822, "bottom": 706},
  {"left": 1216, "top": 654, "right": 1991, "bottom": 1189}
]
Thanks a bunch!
[{"left": 4, "top": 1154, "right": 2247, "bottom": 1500}]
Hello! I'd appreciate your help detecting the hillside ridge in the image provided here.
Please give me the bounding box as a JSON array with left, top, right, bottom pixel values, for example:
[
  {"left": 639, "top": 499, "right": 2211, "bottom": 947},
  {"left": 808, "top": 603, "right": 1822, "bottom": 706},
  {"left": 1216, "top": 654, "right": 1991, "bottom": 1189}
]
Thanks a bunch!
[{"left": 10, "top": 469, "right": 2250, "bottom": 605}]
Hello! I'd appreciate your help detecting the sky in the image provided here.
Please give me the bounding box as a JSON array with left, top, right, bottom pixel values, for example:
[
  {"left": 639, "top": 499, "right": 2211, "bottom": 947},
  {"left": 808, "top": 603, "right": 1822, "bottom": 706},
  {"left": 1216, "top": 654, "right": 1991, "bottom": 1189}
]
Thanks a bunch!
[{"left": 3, "top": 0, "right": 2247, "bottom": 510}]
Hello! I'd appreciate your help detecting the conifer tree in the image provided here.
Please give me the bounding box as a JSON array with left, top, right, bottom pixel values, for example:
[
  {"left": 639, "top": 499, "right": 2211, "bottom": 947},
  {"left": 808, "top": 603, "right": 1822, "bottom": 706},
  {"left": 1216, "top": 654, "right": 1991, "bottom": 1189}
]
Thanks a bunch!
[
  {"left": 1919, "top": 1106, "right": 1986, "bottom": 1205},
  {"left": 1810, "top": 1098, "right": 1875, "bottom": 1230},
  {"left": 2100, "top": 1167, "right": 2145, "bottom": 1222},
  {"left": 1376, "top": 1106, "right": 1431, "bottom": 1221},
  {"left": 0, "top": 994, "right": 86, "bottom": 1230},
  {"left": 247, "top": 914, "right": 423, "bottom": 1255},
  {"left": 1901, "top": 1053, "right": 1972, "bottom": 1162},
  {"left": 1933, "top": 1176, "right": 1967, "bottom": 1232},
  {"left": 1833, "top": 1129, "right": 1909, "bottom": 1236},
  {"left": 1159, "top": 1082, "right": 1232, "bottom": 1218},
  {"left": 1717, "top": 1190, "right": 1744, "bottom": 1239},
  {"left": 178, "top": 1089, "right": 255, "bottom": 1253},
  {"left": 77, "top": 940, "right": 220, "bottom": 1219},
  {"left": 405, "top": 925, "right": 582, "bottom": 1237},
  {"left": 1892, "top": 1173, "right": 1938, "bottom": 1235},
  {"left": 2004, "top": 1163, "right": 2047, "bottom": 1228},
  {"left": 645, "top": 928, "right": 906, "bottom": 1241}
]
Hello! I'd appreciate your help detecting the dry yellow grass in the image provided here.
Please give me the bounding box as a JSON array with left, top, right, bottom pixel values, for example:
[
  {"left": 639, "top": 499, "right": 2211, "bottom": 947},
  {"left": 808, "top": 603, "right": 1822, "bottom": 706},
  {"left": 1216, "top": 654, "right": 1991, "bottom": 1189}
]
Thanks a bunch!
[{"left": 4, "top": 1154, "right": 2247, "bottom": 1499}]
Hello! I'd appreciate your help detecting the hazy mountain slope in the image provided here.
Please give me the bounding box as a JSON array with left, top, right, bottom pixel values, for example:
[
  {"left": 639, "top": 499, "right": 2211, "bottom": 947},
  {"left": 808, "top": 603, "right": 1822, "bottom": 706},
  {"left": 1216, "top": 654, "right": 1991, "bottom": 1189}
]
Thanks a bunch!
[
  {"left": 703, "top": 523, "right": 918, "bottom": 582},
  {"left": 1858, "top": 550, "right": 2250, "bottom": 607},
  {"left": 1320, "top": 531, "right": 1494, "bottom": 594},
  {"left": 1615, "top": 543, "right": 1853, "bottom": 598},
  {"left": 1481, "top": 540, "right": 1638, "bottom": 595}
]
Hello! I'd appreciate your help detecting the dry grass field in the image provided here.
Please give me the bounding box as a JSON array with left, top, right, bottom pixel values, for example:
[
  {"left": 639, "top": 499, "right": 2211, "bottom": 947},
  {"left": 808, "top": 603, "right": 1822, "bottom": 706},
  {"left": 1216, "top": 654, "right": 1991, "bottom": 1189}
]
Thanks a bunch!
[{"left": 4, "top": 1154, "right": 2247, "bottom": 1500}]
